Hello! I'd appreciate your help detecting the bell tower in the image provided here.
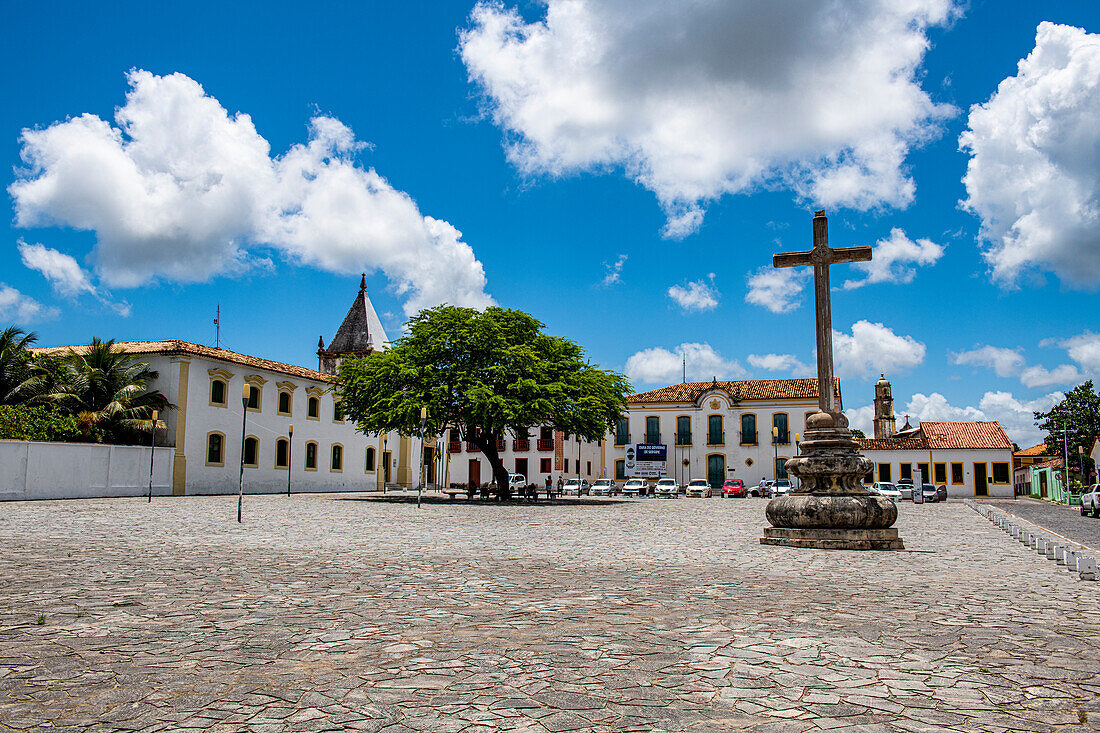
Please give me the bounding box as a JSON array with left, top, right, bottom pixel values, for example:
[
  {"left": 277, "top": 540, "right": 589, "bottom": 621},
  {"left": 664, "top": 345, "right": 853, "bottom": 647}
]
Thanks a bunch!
[
  {"left": 873, "top": 374, "right": 896, "bottom": 440},
  {"left": 317, "top": 274, "right": 390, "bottom": 375}
]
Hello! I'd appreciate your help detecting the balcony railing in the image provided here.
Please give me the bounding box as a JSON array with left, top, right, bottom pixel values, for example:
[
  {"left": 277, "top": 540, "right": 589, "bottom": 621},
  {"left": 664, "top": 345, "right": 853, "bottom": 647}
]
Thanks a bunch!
[
  {"left": 707, "top": 432, "right": 724, "bottom": 445},
  {"left": 645, "top": 433, "right": 661, "bottom": 445},
  {"left": 614, "top": 432, "right": 630, "bottom": 446},
  {"left": 741, "top": 432, "right": 758, "bottom": 445},
  {"left": 675, "top": 433, "right": 692, "bottom": 446},
  {"left": 536, "top": 438, "right": 554, "bottom": 451},
  {"left": 448, "top": 442, "right": 462, "bottom": 453},
  {"left": 513, "top": 439, "right": 530, "bottom": 452},
  {"left": 466, "top": 442, "right": 478, "bottom": 452},
  {"left": 496, "top": 439, "right": 506, "bottom": 451},
  {"left": 773, "top": 431, "right": 790, "bottom": 445}
]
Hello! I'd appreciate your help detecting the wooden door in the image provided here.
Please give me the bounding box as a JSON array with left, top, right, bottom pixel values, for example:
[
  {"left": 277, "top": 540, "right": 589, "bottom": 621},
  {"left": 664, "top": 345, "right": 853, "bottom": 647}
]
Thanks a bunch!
[
  {"left": 974, "top": 463, "right": 988, "bottom": 496},
  {"left": 468, "top": 459, "right": 481, "bottom": 486},
  {"left": 515, "top": 458, "right": 528, "bottom": 478},
  {"left": 383, "top": 451, "right": 391, "bottom": 483},
  {"left": 707, "top": 454, "right": 725, "bottom": 488}
]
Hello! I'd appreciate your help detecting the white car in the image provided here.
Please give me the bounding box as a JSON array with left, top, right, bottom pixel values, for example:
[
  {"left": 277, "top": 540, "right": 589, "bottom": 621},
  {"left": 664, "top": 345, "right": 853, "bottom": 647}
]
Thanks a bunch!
[
  {"left": 509, "top": 473, "right": 527, "bottom": 490},
  {"left": 562, "top": 478, "right": 591, "bottom": 496},
  {"left": 895, "top": 480, "right": 914, "bottom": 500},
  {"left": 685, "top": 479, "right": 712, "bottom": 498},
  {"left": 1081, "top": 483, "right": 1100, "bottom": 517},
  {"left": 622, "top": 478, "right": 649, "bottom": 497},
  {"left": 773, "top": 480, "right": 792, "bottom": 495},
  {"left": 654, "top": 478, "right": 680, "bottom": 498},
  {"left": 590, "top": 478, "right": 618, "bottom": 496},
  {"left": 871, "top": 482, "right": 901, "bottom": 500}
]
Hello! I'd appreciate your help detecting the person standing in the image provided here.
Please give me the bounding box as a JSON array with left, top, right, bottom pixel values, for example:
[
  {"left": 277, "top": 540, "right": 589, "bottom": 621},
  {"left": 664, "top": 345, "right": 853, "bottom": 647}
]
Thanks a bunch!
[{"left": 545, "top": 474, "right": 553, "bottom": 499}]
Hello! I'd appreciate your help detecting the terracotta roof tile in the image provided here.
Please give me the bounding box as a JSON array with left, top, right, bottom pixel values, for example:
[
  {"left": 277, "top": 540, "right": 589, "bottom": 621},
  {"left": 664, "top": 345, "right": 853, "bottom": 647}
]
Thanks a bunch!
[
  {"left": 920, "top": 421, "right": 1013, "bottom": 450},
  {"left": 629, "top": 378, "right": 840, "bottom": 404},
  {"left": 855, "top": 437, "right": 927, "bottom": 451},
  {"left": 31, "top": 340, "right": 329, "bottom": 382},
  {"left": 1032, "top": 457, "right": 1064, "bottom": 470},
  {"left": 1014, "top": 443, "right": 1051, "bottom": 457}
]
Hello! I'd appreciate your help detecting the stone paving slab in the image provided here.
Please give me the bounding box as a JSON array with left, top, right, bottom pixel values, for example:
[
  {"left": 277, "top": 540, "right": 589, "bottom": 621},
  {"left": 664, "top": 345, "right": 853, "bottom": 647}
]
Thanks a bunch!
[{"left": 0, "top": 495, "right": 1097, "bottom": 732}]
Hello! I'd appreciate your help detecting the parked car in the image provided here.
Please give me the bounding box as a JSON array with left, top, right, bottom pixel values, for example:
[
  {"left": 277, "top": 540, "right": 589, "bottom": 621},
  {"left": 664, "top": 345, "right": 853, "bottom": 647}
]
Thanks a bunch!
[
  {"left": 590, "top": 478, "right": 618, "bottom": 496},
  {"left": 622, "top": 478, "right": 649, "bottom": 497},
  {"left": 562, "top": 478, "right": 591, "bottom": 496},
  {"left": 721, "top": 479, "right": 747, "bottom": 498},
  {"left": 508, "top": 474, "right": 527, "bottom": 490},
  {"left": 654, "top": 478, "right": 680, "bottom": 498},
  {"left": 755, "top": 480, "right": 773, "bottom": 498},
  {"left": 896, "top": 479, "right": 914, "bottom": 500},
  {"left": 773, "top": 479, "right": 792, "bottom": 495},
  {"left": 1081, "top": 483, "right": 1100, "bottom": 517},
  {"left": 871, "top": 482, "right": 901, "bottom": 500},
  {"left": 922, "top": 484, "right": 948, "bottom": 503},
  {"left": 685, "top": 479, "right": 712, "bottom": 498}
]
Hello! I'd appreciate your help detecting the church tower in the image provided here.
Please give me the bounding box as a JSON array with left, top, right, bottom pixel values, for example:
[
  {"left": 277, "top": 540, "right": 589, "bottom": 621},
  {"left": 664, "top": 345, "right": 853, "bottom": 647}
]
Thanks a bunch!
[
  {"left": 873, "top": 373, "right": 897, "bottom": 440},
  {"left": 317, "top": 274, "right": 390, "bottom": 375}
]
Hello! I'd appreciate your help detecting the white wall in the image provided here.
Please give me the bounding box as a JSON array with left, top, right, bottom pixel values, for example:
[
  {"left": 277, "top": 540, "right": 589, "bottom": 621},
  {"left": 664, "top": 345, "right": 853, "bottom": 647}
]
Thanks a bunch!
[
  {"left": 0, "top": 440, "right": 173, "bottom": 501},
  {"left": 860, "top": 447, "right": 1014, "bottom": 498}
]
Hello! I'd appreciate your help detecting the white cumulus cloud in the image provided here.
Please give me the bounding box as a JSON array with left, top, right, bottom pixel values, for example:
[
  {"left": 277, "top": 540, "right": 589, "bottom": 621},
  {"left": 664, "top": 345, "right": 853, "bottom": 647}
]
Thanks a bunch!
[
  {"left": 842, "top": 228, "right": 943, "bottom": 289},
  {"left": 833, "top": 320, "right": 925, "bottom": 378},
  {"left": 667, "top": 275, "right": 718, "bottom": 312},
  {"left": 1061, "top": 331, "right": 1100, "bottom": 375},
  {"left": 461, "top": 0, "right": 956, "bottom": 237},
  {"left": 625, "top": 342, "right": 746, "bottom": 387},
  {"left": 9, "top": 70, "right": 492, "bottom": 316},
  {"left": 17, "top": 240, "right": 95, "bottom": 297},
  {"left": 960, "top": 22, "right": 1100, "bottom": 287},
  {"left": 897, "top": 390, "right": 1061, "bottom": 447},
  {"left": 0, "top": 285, "right": 57, "bottom": 323},
  {"left": 745, "top": 267, "right": 810, "bottom": 314},
  {"left": 747, "top": 353, "right": 812, "bottom": 376},
  {"left": 952, "top": 343, "right": 1080, "bottom": 388},
  {"left": 844, "top": 404, "right": 876, "bottom": 437}
]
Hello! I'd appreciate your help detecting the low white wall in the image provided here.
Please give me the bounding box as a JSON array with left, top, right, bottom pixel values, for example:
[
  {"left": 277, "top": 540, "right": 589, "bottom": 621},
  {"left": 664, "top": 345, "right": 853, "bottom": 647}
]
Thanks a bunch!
[{"left": 0, "top": 440, "right": 173, "bottom": 501}]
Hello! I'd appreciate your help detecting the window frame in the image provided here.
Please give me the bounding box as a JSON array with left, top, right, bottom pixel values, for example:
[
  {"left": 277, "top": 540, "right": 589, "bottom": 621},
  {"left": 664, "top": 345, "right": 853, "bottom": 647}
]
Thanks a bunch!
[
  {"left": 991, "top": 462, "right": 1010, "bottom": 484},
  {"left": 244, "top": 376, "right": 267, "bottom": 413},
  {"left": 934, "top": 462, "right": 947, "bottom": 484},
  {"left": 205, "top": 431, "right": 226, "bottom": 467},
  {"left": 277, "top": 391, "right": 293, "bottom": 416},
  {"left": 275, "top": 437, "right": 289, "bottom": 469},
  {"left": 772, "top": 412, "right": 790, "bottom": 445},
  {"left": 615, "top": 459, "right": 625, "bottom": 480},
  {"left": 365, "top": 446, "right": 376, "bottom": 472},
  {"left": 305, "top": 441, "right": 318, "bottom": 471},
  {"left": 740, "top": 413, "right": 757, "bottom": 445},
  {"left": 899, "top": 463, "right": 912, "bottom": 481},
  {"left": 707, "top": 414, "right": 724, "bottom": 446},
  {"left": 644, "top": 415, "right": 660, "bottom": 445},
  {"left": 676, "top": 415, "right": 692, "bottom": 446},
  {"left": 614, "top": 417, "right": 629, "bottom": 445},
  {"left": 207, "top": 368, "right": 233, "bottom": 408},
  {"left": 951, "top": 462, "right": 964, "bottom": 484},
  {"left": 330, "top": 443, "right": 344, "bottom": 472},
  {"left": 878, "top": 463, "right": 892, "bottom": 482}
]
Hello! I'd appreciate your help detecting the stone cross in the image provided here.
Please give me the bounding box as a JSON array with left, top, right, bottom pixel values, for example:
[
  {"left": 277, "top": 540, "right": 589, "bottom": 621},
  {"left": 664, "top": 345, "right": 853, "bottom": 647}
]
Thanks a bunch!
[{"left": 773, "top": 210, "right": 871, "bottom": 415}]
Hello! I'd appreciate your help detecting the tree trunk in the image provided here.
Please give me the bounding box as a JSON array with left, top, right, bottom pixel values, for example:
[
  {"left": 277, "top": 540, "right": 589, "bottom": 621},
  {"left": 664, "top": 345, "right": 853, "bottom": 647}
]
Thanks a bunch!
[{"left": 473, "top": 434, "right": 512, "bottom": 501}]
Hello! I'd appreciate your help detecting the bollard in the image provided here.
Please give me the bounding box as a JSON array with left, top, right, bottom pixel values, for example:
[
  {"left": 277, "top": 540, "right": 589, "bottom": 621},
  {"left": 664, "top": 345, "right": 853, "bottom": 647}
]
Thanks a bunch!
[
  {"left": 1065, "top": 551, "right": 1079, "bottom": 572},
  {"left": 1021, "top": 531, "right": 1031, "bottom": 545},
  {"left": 1079, "top": 557, "right": 1097, "bottom": 581},
  {"left": 1055, "top": 546, "right": 1067, "bottom": 565},
  {"left": 1031, "top": 535, "right": 1040, "bottom": 549},
  {"left": 1036, "top": 538, "right": 1046, "bottom": 554},
  {"left": 1045, "top": 543, "right": 1056, "bottom": 559}
]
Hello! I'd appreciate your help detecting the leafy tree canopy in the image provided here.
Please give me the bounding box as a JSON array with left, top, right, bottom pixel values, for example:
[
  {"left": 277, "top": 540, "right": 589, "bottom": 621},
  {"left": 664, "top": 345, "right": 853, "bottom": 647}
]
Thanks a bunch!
[
  {"left": 1035, "top": 380, "right": 1100, "bottom": 481},
  {"left": 0, "top": 404, "right": 80, "bottom": 442},
  {"left": 0, "top": 326, "right": 38, "bottom": 406},
  {"left": 335, "top": 306, "right": 632, "bottom": 498}
]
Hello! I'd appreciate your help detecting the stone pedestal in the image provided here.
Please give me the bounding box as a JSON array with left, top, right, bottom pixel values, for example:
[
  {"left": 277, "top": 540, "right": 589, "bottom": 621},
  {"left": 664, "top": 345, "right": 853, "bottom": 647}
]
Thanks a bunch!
[{"left": 761, "top": 411, "right": 904, "bottom": 550}]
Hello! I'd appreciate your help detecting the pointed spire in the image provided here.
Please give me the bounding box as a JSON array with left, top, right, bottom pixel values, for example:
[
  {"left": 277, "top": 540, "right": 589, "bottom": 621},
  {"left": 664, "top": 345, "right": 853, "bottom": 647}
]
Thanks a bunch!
[
  {"left": 318, "top": 335, "right": 325, "bottom": 350},
  {"left": 359, "top": 273, "right": 366, "bottom": 292}
]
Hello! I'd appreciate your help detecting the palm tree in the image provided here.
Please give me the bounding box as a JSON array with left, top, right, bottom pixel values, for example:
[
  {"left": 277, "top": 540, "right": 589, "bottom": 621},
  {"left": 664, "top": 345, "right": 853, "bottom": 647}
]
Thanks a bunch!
[
  {"left": 46, "top": 337, "right": 172, "bottom": 441},
  {"left": 0, "top": 326, "right": 38, "bottom": 405}
]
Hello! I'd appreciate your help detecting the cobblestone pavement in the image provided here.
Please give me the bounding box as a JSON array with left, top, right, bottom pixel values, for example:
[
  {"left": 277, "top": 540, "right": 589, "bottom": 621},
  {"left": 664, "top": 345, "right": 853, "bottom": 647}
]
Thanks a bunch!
[
  {"left": 1, "top": 494, "right": 1098, "bottom": 733},
  {"left": 983, "top": 498, "right": 1100, "bottom": 552}
]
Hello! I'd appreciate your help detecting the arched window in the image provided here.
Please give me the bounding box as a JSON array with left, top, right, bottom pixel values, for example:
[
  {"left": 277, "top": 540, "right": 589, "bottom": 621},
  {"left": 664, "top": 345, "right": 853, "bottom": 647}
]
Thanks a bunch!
[
  {"left": 333, "top": 401, "right": 342, "bottom": 423},
  {"left": 275, "top": 438, "right": 289, "bottom": 468},
  {"left": 365, "top": 446, "right": 376, "bottom": 472},
  {"left": 645, "top": 416, "right": 660, "bottom": 444},
  {"left": 206, "top": 432, "right": 225, "bottom": 466},
  {"left": 278, "top": 391, "right": 292, "bottom": 415},
  {"left": 707, "top": 415, "right": 723, "bottom": 445},
  {"left": 331, "top": 444, "right": 343, "bottom": 472},
  {"left": 243, "top": 436, "right": 259, "bottom": 467},
  {"left": 740, "top": 414, "right": 757, "bottom": 445},
  {"left": 773, "top": 413, "right": 789, "bottom": 444},
  {"left": 676, "top": 416, "right": 691, "bottom": 445},
  {"left": 304, "top": 442, "right": 318, "bottom": 470},
  {"left": 307, "top": 396, "right": 320, "bottom": 419},
  {"left": 245, "top": 384, "right": 261, "bottom": 411},
  {"left": 209, "top": 379, "right": 227, "bottom": 407}
]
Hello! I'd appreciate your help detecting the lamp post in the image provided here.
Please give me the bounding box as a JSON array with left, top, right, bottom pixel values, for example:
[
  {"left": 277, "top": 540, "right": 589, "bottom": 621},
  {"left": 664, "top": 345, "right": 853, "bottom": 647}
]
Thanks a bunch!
[
  {"left": 1063, "top": 422, "right": 1071, "bottom": 505},
  {"left": 147, "top": 410, "right": 158, "bottom": 502},
  {"left": 418, "top": 407, "right": 427, "bottom": 509},
  {"left": 382, "top": 434, "right": 388, "bottom": 493},
  {"left": 794, "top": 432, "right": 800, "bottom": 491},
  {"left": 772, "top": 426, "right": 779, "bottom": 482},
  {"left": 287, "top": 424, "right": 294, "bottom": 497},
  {"left": 238, "top": 383, "right": 249, "bottom": 523}
]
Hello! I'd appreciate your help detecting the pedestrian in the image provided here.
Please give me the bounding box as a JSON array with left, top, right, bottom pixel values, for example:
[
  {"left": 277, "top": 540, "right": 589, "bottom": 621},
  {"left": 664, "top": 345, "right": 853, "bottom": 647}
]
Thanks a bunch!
[
  {"left": 545, "top": 474, "right": 553, "bottom": 499},
  {"left": 556, "top": 475, "right": 564, "bottom": 496}
]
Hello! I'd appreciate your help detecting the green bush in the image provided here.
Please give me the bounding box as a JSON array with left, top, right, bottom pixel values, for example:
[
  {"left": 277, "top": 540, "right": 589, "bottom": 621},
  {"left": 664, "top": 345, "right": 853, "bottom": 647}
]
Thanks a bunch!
[{"left": 0, "top": 405, "right": 81, "bottom": 442}]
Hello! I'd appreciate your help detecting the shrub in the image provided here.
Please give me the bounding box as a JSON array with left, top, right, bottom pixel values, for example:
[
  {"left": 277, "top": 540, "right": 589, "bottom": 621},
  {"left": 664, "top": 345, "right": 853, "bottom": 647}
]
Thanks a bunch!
[{"left": 0, "top": 404, "right": 81, "bottom": 442}]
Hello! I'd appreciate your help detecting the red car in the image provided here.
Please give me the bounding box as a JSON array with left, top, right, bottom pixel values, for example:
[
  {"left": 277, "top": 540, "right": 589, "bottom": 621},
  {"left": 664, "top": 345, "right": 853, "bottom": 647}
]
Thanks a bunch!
[{"left": 721, "top": 479, "right": 746, "bottom": 498}]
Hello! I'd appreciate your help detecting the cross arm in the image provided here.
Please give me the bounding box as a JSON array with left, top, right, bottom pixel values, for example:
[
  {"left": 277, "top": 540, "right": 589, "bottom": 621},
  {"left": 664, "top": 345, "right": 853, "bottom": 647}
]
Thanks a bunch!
[
  {"left": 828, "top": 245, "right": 873, "bottom": 264},
  {"left": 772, "top": 251, "right": 813, "bottom": 268}
]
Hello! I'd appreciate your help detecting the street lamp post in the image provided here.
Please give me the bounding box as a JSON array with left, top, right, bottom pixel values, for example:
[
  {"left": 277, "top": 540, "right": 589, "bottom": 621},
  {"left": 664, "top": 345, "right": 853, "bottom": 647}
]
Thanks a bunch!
[
  {"left": 1063, "top": 422, "right": 1071, "bottom": 505},
  {"left": 287, "top": 424, "right": 294, "bottom": 497},
  {"left": 418, "top": 407, "right": 427, "bottom": 509},
  {"left": 147, "top": 410, "right": 158, "bottom": 502},
  {"left": 794, "top": 432, "right": 800, "bottom": 491},
  {"left": 382, "top": 434, "right": 388, "bottom": 494},
  {"left": 238, "top": 383, "right": 249, "bottom": 523}
]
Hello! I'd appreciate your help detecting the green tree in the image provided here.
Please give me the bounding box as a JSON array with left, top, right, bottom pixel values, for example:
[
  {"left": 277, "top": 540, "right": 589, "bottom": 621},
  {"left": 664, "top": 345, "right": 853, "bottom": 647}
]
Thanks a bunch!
[
  {"left": 1034, "top": 380, "right": 1100, "bottom": 484},
  {"left": 335, "top": 306, "right": 632, "bottom": 499},
  {"left": 44, "top": 337, "right": 172, "bottom": 443},
  {"left": 0, "top": 404, "right": 80, "bottom": 441},
  {"left": 0, "top": 326, "right": 38, "bottom": 405}
]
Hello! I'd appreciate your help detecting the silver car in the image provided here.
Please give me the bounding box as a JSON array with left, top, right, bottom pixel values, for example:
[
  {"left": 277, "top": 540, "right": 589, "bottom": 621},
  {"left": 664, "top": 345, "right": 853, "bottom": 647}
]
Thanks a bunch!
[
  {"left": 562, "top": 478, "right": 591, "bottom": 496},
  {"left": 590, "top": 478, "right": 618, "bottom": 496},
  {"left": 871, "top": 482, "right": 901, "bottom": 500},
  {"left": 654, "top": 478, "right": 680, "bottom": 498},
  {"left": 621, "top": 478, "right": 649, "bottom": 497}
]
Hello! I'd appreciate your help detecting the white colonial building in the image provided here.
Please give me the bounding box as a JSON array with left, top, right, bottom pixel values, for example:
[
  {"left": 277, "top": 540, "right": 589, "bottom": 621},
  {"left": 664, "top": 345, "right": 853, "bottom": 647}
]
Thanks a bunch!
[{"left": 606, "top": 377, "right": 836, "bottom": 487}]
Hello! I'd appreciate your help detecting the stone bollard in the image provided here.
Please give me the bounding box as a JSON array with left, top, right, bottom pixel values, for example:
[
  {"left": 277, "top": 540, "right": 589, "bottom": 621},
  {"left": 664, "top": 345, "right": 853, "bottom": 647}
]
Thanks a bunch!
[
  {"left": 1045, "top": 543, "right": 1056, "bottom": 559},
  {"left": 1021, "top": 531, "right": 1031, "bottom": 546},
  {"left": 1065, "top": 551, "right": 1079, "bottom": 572},
  {"left": 1055, "top": 546, "right": 1067, "bottom": 565},
  {"left": 1036, "top": 538, "right": 1046, "bottom": 554},
  {"left": 1078, "top": 557, "right": 1097, "bottom": 581}
]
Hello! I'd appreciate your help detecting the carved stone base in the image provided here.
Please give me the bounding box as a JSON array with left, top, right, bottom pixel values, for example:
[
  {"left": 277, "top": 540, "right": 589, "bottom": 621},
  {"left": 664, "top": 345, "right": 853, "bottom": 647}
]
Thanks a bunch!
[
  {"left": 765, "top": 493, "right": 898, "bottom": 529},
  {"left": 760, "top": 527, "right": 904, "bottom": 550}
]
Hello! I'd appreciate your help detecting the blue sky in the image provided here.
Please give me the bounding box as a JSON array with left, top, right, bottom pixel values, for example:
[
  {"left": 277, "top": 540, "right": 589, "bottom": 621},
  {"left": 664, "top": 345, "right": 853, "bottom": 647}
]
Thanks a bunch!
[{"left": 3, "top": 0, "right": 1099, "bottom": 446}]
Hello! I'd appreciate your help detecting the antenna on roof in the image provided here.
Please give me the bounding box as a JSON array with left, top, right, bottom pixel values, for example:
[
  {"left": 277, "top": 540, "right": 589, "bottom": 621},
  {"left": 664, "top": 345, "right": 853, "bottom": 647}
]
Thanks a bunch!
[
  {"left": 214, "top": 304, "right": 220, "bottom": 349},
  {"left": 682, "top": 353, "right": 686, "bottom": 384}
]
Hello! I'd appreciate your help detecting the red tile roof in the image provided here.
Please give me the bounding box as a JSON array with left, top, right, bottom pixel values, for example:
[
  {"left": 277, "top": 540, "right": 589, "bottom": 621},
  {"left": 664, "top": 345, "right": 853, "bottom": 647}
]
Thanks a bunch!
[
  {"left": 1032, "top": 457, "right": 1064, "bottom": 470},
  {"left": 855, "top": 437, "right": 927, "bottom": 451},
  {"left": 1014, "top": 443, "right": 1051, "bottom": 457},
  {"left": 920, "top": 421, "right": 1013, "bottom": 450},
  {"left": 31, "top": 340, "right": 329, "bottom": 382},
  {"left": 629, "top": 378, "right": 840, "bottom": 404}
]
